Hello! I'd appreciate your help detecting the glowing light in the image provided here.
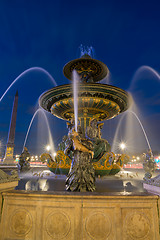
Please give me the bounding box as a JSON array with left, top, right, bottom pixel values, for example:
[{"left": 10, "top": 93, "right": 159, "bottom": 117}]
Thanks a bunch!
[
  {"left": 53, "top": 152, "right": 57, "bottom": 157},
  {"left": 119, "top": 142, "right": 126, "bottom": 150},
  {"left": 46, "top": 145, "right": 51, "bottom": 151}
]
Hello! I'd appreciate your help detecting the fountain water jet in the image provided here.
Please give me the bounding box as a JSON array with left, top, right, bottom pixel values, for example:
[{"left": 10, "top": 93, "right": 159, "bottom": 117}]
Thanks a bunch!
[
  {"left": 23, "top": 108, "right": 55, "bottom": 157},
  {"left": 0, "top": 67, "right": 57, "bottom": 102},
  {"left": 79, "top": 44, "right": 95, "bottom": 58},
  {"left": 129, "top": 65, "right": 160, "bottom": 91},
  {"left": 129, "top": 110, "right": 152, "bottom": 154},
  {"left": 112, "top": 108, "right": 152, "bottom": 155},
  {"left": 72, "top": 70, "right": 79, "bottom": 132}
]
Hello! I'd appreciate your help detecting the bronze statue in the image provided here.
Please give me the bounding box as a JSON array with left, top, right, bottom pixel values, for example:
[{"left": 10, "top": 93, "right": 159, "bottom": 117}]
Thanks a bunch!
[
  {"left": 66, "top": 128, "right": 95, "bottom": 192},
  {"left": 86, "top": 119, "right": 111, "bottom": 160},
  {"left": 143, "top": 149, "right": 156, "bottom": 181},
  {"left": 17, "top": 147, "right": 30, "bottom": 171}
]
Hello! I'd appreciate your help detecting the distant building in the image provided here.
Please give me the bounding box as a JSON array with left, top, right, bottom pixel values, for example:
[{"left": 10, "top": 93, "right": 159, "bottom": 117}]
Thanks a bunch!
[{"left": 3, "top": 91, "right": 18, "bottom": 164}]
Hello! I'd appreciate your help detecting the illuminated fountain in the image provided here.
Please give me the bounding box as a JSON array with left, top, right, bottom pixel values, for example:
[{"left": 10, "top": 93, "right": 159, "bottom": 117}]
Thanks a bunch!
[
  {"left": 39, "top": 49, "right": 131, "bottom": 191},
  {"left": 1, "top": 50, "right": 160, "bottom": 240}
]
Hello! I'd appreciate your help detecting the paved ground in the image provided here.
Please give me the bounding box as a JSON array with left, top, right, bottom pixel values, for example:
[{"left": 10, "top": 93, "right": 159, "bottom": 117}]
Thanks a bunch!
[{"left": 11, "top": 166, "right": 160, "bottom": 194}]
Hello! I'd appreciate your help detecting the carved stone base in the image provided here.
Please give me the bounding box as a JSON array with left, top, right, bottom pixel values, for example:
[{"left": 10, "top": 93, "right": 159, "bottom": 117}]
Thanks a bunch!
[
  {"left": 66, "top": 151, "right": 95, "bottom": 192},
  {"left": 0, "top": 191, "right": 159, "bottom": 239},
  {"left": 0, "top": 180, "right": 18, "bottom": 232}
]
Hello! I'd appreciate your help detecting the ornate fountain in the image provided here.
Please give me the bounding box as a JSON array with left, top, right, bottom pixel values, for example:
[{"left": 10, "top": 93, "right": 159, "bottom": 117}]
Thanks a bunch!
[{"left": 39, "top": 50, "right": 131, "bottom": 191}]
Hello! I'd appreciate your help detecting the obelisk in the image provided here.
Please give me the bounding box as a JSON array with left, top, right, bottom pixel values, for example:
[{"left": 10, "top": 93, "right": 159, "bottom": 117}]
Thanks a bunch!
[{"left": 3, "top": 91, "right": 18, "bottom": 164}]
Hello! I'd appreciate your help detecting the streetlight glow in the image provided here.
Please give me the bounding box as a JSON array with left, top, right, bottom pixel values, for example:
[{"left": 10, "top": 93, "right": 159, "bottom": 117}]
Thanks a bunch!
[
  {"left": 46, "top": 145, "right": 51, "bottom": 151},
  {"left": 120, "top": 142, "right": 126, "bottom": 150}
]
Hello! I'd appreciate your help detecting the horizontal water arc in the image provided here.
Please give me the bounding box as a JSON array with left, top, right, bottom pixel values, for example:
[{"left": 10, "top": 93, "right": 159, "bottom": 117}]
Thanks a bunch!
[
  {"left": 23, "top": 108, "right": 55, "bottom": 156},
  {"left": 112, "top": 110, "right": 153, "bottom": 155},
  {"left": 129, "top": 65, "right": 160, "bottom": 91},
  {"left": 0, "top": 67, "right": 57, "bottom": 102}
]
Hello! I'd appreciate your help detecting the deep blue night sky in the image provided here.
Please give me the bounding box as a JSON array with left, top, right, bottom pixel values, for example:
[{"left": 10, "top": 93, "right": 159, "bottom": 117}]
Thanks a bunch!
[{"left": 0, "top": 0, "right": 160, "bottom": 155}]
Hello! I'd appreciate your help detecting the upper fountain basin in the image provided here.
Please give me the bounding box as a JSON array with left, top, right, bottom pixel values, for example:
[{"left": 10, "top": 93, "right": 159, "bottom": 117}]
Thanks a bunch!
[{"left": 63, "top": 54, "right": 109, "bottom": 83}]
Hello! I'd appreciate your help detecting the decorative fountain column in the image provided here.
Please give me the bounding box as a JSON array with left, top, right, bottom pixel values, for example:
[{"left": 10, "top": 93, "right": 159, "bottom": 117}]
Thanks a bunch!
[{"left": 39, "top": 52, "right": 130, "bottom": 191}]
